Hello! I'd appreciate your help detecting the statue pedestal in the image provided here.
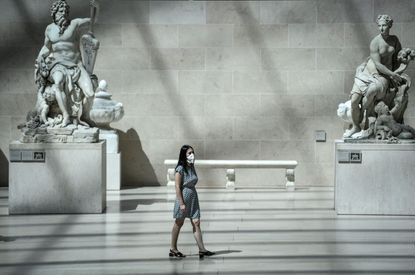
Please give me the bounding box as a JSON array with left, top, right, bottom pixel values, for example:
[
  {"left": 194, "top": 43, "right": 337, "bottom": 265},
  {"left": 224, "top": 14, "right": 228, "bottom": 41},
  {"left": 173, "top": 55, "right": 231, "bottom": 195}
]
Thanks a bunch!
[
  {"left": 9, "top": 141, "right": 106, "bottom": 214},
  {"left": 335, "top": 140, "right": 415, "bottom": 215},
  {"left": 99, "top": 130, "right": 121, "bottom": 190}
]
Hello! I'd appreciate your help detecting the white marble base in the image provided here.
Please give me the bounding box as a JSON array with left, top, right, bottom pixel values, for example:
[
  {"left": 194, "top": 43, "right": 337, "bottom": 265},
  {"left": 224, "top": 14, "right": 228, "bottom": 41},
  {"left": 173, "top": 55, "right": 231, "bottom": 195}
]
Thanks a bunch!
[
  {"left": 9, "top": 141, "right": 106, "bottom": 214},
  {"left": 335, "top": 140, "right": 415, "bottom": 215},
  {"left": 99, "top": 130, "right": 121, "bottom": 191},
  {"left": 107, "top": 152, "right": 121, "bottom": 190},
  {"left": 99, "top": 130, "right": 119, "bottom": 154}
]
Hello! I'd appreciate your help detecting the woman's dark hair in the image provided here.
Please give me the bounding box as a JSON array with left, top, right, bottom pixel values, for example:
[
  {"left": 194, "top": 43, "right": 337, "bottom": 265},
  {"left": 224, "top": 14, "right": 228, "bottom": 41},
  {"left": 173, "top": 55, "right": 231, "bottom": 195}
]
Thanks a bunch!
[{"left": 176, "top": 144, "right": 194, "bottom": 170}]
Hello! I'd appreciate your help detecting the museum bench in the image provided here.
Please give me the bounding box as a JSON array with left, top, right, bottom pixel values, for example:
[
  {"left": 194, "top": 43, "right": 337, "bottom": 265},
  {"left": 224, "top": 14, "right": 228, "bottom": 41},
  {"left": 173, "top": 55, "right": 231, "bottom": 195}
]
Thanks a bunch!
[{"left": 163, "top": 159, "right": 298, "bottom": 190}]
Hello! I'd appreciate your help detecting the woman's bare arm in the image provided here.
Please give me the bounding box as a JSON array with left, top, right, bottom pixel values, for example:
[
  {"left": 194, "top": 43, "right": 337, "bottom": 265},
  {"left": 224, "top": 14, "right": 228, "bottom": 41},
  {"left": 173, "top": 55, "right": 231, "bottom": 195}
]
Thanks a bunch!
[{"left": 175, "top": 173, "right": 184, "bottom": 206}]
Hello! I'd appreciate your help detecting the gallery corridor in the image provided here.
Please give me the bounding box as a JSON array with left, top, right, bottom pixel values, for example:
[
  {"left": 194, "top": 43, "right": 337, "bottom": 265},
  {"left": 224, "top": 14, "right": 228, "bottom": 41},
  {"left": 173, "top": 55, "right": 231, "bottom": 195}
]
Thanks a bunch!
[{"left": 1, "top": 186, "right": 415, "bottom": 274}]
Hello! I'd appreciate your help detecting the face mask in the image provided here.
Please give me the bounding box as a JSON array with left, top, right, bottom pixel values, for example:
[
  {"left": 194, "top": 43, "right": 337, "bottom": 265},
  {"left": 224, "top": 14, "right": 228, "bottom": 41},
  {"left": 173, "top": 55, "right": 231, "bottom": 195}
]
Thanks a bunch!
[{"left": 186, "top": 153, "right": 194, "bottom": 164}]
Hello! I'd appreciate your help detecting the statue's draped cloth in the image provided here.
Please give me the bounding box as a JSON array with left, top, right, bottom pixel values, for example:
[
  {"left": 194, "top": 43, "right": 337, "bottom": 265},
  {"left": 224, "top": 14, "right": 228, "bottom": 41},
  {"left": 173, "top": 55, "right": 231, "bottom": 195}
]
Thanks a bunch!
[
  {"left": 47, "top": 60, "right": 91, "bottom": 96},
  {"left": 351, "top": 59, "right": 386, "bottom": 96}
]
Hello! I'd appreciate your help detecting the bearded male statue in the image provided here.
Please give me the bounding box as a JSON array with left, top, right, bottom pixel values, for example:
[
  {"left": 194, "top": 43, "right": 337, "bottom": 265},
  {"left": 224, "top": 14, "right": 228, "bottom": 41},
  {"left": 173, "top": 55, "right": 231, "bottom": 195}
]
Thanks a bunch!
[{"left": 35, "top": 0, "right": 99, "bottom": 127}]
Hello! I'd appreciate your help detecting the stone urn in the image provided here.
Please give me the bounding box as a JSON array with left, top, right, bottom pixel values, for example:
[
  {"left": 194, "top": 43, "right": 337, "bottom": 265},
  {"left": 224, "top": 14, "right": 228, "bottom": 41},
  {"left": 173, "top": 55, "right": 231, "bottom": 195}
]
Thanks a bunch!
[{"left": 89, "top": 80, "right": 124, "bottom": 129}]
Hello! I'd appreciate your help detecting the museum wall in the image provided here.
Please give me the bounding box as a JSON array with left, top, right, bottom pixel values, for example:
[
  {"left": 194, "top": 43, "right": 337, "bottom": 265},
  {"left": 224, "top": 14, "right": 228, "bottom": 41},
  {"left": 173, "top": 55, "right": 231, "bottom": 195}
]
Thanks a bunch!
[{"left": 1, "top": 0, "right": 415, "bottom": 187}]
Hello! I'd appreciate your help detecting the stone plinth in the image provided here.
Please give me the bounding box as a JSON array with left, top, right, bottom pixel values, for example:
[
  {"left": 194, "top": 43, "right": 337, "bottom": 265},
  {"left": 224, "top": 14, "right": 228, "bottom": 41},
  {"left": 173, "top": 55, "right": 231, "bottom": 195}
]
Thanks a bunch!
[
  {"left": 335, "top": 140, "right": 415, "bottom": 215},
  {"left": 20, "top": 125, "right": 100, "bottom": 143},
  {"left": 99, "top": 130, "right": 121, "bottom": 190},
  {"left": 106, "top": 152, "right": 121, "bottom": 190},
  {"left": 9, "top": 141, "right": 106, "bottom": 214}
]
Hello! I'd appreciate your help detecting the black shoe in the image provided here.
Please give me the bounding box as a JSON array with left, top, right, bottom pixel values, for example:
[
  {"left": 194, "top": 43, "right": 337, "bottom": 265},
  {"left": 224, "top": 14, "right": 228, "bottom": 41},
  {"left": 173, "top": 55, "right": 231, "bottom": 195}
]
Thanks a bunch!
[
  {"left": 199, "top": 250, "right": 215, "bottom": 259},
  {"left": 169, "top": 249, "right": 186, "bottom": 258}
]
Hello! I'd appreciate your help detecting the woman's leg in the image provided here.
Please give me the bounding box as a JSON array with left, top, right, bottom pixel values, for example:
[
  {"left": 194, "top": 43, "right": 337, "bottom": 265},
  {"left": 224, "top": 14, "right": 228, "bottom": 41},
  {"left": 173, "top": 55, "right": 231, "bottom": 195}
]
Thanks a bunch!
[
  {"left": 190, "top": 219, "right": 206, "bottom": 252},
  {"left": 171, "top": 218, "right": 185, "bottom": 251}
]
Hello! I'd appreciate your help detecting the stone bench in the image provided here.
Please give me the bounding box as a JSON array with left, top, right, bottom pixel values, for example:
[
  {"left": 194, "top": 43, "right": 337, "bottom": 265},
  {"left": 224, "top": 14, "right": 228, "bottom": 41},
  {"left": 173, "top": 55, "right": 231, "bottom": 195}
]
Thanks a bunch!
[{"left": 163, "top": 159, "right": 298, "bottom": 191}]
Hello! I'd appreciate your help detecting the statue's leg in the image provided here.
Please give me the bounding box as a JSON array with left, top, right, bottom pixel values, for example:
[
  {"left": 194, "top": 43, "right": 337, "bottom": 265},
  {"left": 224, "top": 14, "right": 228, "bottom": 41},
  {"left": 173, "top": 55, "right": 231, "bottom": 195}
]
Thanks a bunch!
[
  {"left": 362, "top": 84, "right": 377, "bottom": 111},
  {"left": 76, "top": 66, "right": 95, "bottom": 123},
  {"left": 51, "top": 71, "right": 70, "bottom": 127},
  {"left": 77, "top": 103, "right": 90, "bottom": 127},
  {"left": 77, "top": 65, "right": 94, "bottom": 97},
  {"left": 391, "top": 84, "right": 409, "bottom": 124},
  {"left": 41, "top": 105, "right": 49, "bottom": 125},
  {"left": 401, "top": 124, "right": 415, "bottom": 138},
  {"left": 36, "top": 89, "right": 48, "bottom": 124},
  {"left": 398, "top": 131, "right": 413, "bottom": 139},
  {"left": 344, "top": 92, "right": 363, "bottom": 137},
  {"left": 363, "top": 78, "right": 387, "bottom": 128}
]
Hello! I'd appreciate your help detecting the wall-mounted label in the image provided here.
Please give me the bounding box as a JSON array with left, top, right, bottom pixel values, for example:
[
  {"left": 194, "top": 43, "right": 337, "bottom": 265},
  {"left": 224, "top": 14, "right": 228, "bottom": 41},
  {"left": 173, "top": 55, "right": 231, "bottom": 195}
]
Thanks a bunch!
[
  {"left": 315, "top": 130, "right": 327, "bottom": 142},
  {"left": 10, "top": 150, "right": 45, "bottom": 162},
  {"left": 338, "top": 150, "right": 362, "bottom": 164}
]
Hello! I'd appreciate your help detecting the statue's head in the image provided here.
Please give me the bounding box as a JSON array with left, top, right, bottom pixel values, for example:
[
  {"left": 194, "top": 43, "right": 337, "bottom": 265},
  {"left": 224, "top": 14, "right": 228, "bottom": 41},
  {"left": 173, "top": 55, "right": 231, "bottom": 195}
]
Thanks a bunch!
[
  {"left": 44, "top": 87, "right": 56, "bottom": 103},
  {"left": 376, "top": 14, "right": 393, "bottom": 32},
  {"left": 374, "top": 101, "right": 390, "bottom": 115},
  {"left": 51, "top": 0, "right": 70, "bottom": 34}
]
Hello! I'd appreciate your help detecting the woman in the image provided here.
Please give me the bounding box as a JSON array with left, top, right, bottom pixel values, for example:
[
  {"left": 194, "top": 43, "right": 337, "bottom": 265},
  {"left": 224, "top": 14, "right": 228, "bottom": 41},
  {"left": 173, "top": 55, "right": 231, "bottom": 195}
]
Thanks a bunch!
[{"left": 169, "top": 145, "right": 215, "bottom": 259}]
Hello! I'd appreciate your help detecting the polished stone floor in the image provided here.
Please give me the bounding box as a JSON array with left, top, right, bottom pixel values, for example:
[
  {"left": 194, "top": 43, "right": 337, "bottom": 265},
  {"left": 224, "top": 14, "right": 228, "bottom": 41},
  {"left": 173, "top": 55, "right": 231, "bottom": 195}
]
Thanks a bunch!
[{"left": 1, "top": 186, "right": 415, "bottom": 274}]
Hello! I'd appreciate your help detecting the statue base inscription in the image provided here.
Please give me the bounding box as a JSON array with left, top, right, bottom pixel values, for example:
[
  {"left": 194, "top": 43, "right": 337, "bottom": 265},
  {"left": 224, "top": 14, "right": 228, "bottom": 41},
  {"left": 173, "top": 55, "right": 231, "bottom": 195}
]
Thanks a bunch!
[
  {"left": 9, "top": 141, "right": 106, "bottom": 214},
  {"left": 335, "top": 140, "right": 415, "bottom": 215}
]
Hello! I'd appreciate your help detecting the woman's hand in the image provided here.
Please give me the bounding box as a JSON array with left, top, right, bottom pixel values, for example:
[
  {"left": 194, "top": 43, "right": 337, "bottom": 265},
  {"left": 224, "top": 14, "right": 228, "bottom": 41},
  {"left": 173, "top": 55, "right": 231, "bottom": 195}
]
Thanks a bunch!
[{"left": 180, "top": 204, "right": 186, "bottom": 212}]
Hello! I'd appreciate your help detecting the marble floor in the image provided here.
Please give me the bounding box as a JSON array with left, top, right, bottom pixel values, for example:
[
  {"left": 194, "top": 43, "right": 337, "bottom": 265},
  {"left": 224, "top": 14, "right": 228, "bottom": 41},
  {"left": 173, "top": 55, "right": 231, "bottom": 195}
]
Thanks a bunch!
[{"left": 0, "top": 186, "right": 415, "bottom": 274}]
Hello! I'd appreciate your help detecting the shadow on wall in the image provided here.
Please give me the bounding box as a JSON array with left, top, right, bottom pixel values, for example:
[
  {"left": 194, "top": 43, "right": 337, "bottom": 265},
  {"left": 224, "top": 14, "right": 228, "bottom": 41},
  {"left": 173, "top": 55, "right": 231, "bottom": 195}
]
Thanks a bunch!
[
  {"left": 0, "top": 150, "right": 9, "bottom": 187},
  {"left": 118, "top": 128, "right": 159, "bottom": 188}
]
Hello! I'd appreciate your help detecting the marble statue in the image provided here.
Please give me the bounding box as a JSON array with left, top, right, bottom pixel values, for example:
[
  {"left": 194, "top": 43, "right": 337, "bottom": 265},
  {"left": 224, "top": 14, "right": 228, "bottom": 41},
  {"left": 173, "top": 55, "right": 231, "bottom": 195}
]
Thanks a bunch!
[
  {"left": 339, "top": 14, "right": 415, "bottom": 141},
  {"left": 14, "top": 0, "right": 125, "bottom": 189},
  {"left": 35, "top": 0, "right": 99, "bottom": 127},
  {"left": 18, "top": 0, "right": 110, "bottom": 143}
]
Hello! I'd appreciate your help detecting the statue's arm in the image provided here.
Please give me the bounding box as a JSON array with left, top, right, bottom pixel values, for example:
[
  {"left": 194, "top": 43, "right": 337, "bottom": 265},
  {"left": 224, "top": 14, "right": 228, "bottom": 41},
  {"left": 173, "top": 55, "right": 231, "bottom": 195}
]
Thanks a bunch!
[
  {"left": 75, "top": 18, "right": 91, "bottom": 28},
  {"left": 369, "top": 39, "right": 395, "bottom": 77},
  {"left": 74, "top": 1, "right": 99, "bottom": 28},
  {"left": 37, "top": 29, "right": 52, "bottom": 61},
  {"left": 392, "top": 37, "right": 402, "bottom": 72}
]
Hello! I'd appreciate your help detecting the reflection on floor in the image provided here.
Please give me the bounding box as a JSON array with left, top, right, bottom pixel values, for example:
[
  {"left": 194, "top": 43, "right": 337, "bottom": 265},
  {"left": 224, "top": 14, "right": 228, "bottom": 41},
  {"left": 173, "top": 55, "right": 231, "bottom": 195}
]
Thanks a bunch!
[{"left": 0, "top": 186, "right": 415, "bottom": 274}]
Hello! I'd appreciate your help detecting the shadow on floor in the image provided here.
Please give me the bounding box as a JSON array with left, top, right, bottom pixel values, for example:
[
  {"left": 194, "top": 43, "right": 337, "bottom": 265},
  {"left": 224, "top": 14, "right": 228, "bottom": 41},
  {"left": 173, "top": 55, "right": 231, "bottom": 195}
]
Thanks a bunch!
[
  {"left": 0, "top": 235, "right": 17, "bottom": 242},
  {"left": 186, "top": 250, "right": 242, "bottom": 257},
  {"left": 119, "top": 199, "right": 168, "bottom": 211},
  {"left": 118, "top": 128, "right": 159, "bottom": 188},
  {"left": 210, "top": 250, "right": 242, "bottom": 256}
]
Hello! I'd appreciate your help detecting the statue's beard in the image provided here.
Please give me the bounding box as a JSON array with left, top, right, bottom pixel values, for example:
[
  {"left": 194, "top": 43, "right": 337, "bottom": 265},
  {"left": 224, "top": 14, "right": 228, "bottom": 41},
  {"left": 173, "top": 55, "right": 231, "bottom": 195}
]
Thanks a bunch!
[{"left": 54, "top": 15, "right": 69, "bottom": 34}]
